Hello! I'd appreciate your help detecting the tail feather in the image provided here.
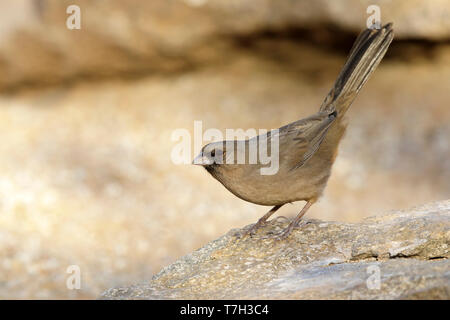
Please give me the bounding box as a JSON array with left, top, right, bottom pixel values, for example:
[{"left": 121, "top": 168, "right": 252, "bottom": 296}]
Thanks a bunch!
[{"left": 320, "top": 23, "right": 394, "bottom": 116}]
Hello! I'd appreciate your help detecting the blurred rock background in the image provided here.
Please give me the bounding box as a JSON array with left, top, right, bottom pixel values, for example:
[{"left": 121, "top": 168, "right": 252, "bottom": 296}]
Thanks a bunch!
[{"left": 0, "top": 0, "right": 448, "bottom": 299}]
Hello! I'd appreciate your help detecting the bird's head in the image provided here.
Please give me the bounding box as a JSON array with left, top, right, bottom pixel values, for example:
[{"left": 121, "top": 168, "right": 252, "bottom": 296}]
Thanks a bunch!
[{"left": 192, "top": 141, "right": 226, "bottom": 168}]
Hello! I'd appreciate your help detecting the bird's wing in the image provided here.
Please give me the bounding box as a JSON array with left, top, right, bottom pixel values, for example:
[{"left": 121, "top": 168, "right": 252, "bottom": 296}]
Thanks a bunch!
[{"left": 275, "top": 111, "right": 337, "bottom": 169}]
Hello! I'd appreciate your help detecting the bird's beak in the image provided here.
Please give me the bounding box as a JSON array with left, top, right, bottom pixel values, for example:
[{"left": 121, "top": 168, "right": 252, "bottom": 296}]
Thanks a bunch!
[{"left": 192, "top": 154, "right": 213, "bottom": 166}]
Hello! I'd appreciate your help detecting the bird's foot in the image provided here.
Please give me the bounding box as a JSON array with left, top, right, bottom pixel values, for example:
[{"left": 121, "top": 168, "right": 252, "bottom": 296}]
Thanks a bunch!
[
  {"left": 265, "top": 220, "right": 310, "bottom": 241},
  {"left": 274, "top": 225, "right": 294, "bottom": 241},
  {"left": 273, "top": 215, "right": 290, "bottom": 223},
  {"left": 237, "top": 221, "right": 266, "bottom": 238}
]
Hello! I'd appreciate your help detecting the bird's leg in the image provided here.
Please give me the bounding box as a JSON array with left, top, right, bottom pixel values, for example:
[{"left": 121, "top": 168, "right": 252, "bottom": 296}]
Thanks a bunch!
[
  {"left": 241, "top": 205, "right": 283, "bottom": 237},
  {"left": 277, "top": 200, "right": 314, "bottom": 240}
]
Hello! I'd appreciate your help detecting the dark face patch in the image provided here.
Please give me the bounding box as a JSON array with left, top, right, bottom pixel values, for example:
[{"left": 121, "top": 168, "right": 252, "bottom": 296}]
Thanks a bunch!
[{"left": 204, "top": 164, "right": 217, "bottom": 175}]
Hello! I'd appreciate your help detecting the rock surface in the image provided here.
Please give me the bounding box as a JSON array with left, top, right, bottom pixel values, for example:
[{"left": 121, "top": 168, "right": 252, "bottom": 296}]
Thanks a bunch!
[
  {"left": 1, "top": 0, "right": 449, "bottom": 90},
  {"left": 102, "top": 200, "right": 450, "bottom": 299}
]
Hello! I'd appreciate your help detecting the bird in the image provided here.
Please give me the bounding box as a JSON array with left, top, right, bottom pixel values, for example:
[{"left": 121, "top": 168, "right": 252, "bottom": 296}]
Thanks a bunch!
[{"left": 193, "top": 23, "right": 394, "bottom": 240}]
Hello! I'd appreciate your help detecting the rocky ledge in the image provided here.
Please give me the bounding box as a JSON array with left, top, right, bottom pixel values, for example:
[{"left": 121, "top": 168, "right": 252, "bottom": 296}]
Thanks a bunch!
[{"left": 102, "top": 200, "right": 449, "bottom": 299}]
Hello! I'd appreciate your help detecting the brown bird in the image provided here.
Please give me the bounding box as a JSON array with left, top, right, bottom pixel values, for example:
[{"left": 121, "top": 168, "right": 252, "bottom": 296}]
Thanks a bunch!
[{"left": 193, "top": 23, "right": 394, "bottom": 239}]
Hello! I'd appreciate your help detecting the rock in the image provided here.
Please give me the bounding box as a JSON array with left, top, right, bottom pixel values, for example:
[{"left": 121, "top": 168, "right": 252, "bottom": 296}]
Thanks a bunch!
[
  {"left": 0, "top": 41, "right": 449, "bottom": 298},
  {"left": 101, "top": 200, "right": 450, "bottom": 299},
  {"left": 1, "top": 0, "right": 449, "bottom": 90}
]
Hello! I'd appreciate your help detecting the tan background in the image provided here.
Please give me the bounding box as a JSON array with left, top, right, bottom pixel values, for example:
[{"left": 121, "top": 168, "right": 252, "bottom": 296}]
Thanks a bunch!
[{"left": 0, "top": 0, "right": 448, "bottom": 298}]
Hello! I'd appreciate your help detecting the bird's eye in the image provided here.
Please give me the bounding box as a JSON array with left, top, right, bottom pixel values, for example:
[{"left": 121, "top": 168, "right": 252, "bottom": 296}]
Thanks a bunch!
[{"left": 210, "top": 149, "right": 215, "bottom": 157}]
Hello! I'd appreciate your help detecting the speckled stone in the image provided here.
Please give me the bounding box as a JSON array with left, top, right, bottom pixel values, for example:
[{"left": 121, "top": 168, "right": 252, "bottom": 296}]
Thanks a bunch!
[{"left": 102, "top": 200, "right": 450, "bottom": 299}]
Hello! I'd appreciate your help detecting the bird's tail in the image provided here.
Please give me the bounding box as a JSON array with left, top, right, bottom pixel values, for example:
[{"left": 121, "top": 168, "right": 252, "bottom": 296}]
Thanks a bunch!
[{"left": 320, "top": 23, "right": 394, "bottom": 116}]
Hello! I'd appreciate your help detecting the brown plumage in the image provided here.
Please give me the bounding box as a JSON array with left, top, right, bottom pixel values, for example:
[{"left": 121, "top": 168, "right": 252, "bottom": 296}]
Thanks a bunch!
[{"left": 193, "top": 24, "right": 394, "bottom": 239}]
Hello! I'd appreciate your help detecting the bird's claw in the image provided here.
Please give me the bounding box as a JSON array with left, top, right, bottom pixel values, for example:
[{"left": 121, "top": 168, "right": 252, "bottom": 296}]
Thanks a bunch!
[
  {"left": 263, "top": 220, "right": 309, "bottom": 240},
  {"left": 273, "top": 215, "right": 290, "bottom": 223},
  {"left": 235, "top": 222, "right": 264, "bottom": 239}
]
